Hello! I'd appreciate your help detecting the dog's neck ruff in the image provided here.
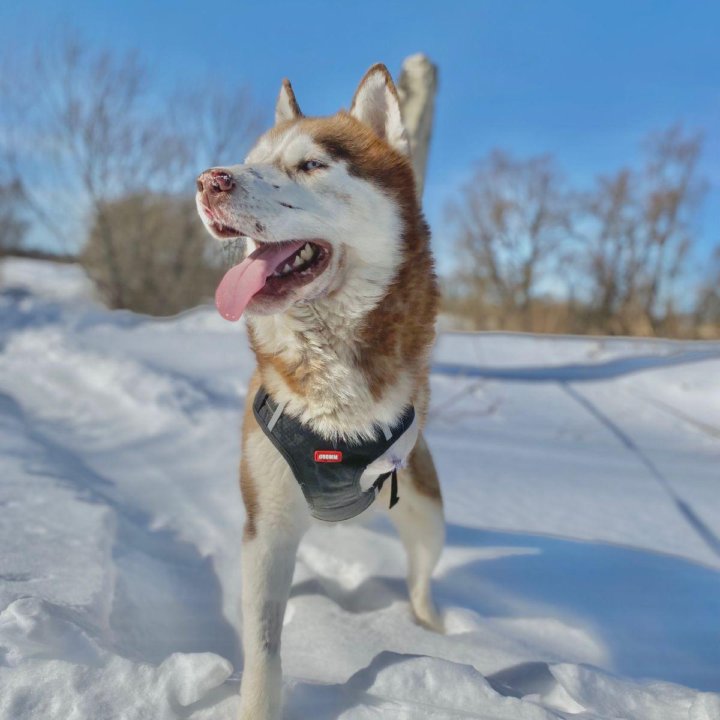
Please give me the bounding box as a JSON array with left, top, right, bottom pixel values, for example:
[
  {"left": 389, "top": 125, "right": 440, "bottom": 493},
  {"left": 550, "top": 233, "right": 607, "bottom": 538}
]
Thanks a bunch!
[{"left": 253, "top": 386, "right": 416, "bottom": 522}]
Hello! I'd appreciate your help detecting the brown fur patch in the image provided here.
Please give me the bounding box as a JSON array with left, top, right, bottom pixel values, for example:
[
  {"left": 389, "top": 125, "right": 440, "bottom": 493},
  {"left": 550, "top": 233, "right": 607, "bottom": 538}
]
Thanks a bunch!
[
  {"left": 407, "top": 432, "right": 442, "bottom": 501},
  {"left": 240, "top": 372, "right": 262, "bottom": 539}
]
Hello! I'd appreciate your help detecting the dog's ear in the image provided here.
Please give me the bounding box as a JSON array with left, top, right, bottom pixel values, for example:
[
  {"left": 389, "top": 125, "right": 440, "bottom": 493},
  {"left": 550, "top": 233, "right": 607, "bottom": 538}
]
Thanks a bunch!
[
  {"left": 275, "top": 78, "right": 303, "bottom": 125},
  {"left": 350, "top": 64, "right": 409, "bottom": 155}
]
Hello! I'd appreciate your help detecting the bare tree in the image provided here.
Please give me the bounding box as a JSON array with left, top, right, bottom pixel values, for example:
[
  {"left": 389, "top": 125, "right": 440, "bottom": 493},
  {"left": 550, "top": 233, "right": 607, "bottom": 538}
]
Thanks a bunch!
[
  {"left": 1, "top": 33, "right": 262, "bottom": 312},
  {"left": 446, "top": 150, "right": 572, "bottom": 329},
  {"left": 0, "top": 180, "right": 28, "bottom": 255},
  {"left": 695, "top": 246, "right": 720, "bottom": 337},
  {"left": 81, "top": 194, "right": 219, "bottom": 315},
  {"left": 581, "top": 126, "right": 704, "bottom": 335},
  {"left": 164, "top": 85, "right": 263, "bottom": 182},
  {"left": 443, "top": 126, "right": 707, "bottom": 337}
]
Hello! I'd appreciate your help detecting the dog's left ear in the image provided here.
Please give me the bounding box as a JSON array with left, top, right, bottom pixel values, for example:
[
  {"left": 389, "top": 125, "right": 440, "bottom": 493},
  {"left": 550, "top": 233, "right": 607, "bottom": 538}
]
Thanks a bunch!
[
  {"left": 350, "top": 64, "right": 409, "bottom": 155},
  {"left": 276, "top": 78, "right": 303, "bottom": 125}
]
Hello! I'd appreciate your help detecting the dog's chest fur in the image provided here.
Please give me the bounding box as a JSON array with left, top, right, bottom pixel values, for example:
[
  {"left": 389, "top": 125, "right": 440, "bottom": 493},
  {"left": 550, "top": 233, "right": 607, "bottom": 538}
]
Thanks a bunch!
[{"left": 247, "top": 245, "right": 438, "bottom": 442}]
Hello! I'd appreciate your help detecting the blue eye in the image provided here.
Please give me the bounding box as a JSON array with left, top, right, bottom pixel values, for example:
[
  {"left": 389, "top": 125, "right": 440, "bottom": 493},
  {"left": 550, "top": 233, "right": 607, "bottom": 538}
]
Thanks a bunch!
[{"left": 299, "top": 159, "right": 326, "bottom": 172}]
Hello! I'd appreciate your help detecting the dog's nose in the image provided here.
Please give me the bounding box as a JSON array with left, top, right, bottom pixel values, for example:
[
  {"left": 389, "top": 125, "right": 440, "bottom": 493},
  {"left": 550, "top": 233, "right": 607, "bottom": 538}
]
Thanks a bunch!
[{"left": 196, "top": 169, "right": 236, "bottom": 195}]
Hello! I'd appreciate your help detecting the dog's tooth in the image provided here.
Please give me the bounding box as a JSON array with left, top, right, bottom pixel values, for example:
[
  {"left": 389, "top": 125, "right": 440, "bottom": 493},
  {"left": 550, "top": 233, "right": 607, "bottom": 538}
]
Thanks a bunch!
[
  {"left": 293, "top": 254, "right": 303, "bottom": 268},
  {"left": 282, "top": 263, "right": 292, "bottom": 274},
  {"left": 301, "top": 244, "right": 313, "bottom": 261}
]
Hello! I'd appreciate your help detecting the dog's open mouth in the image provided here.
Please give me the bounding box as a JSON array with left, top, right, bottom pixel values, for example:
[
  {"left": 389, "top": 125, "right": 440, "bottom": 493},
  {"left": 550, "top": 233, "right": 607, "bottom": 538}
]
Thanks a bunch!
[{"left": 215, "top": 238, "right": 331, "bottom": 321}]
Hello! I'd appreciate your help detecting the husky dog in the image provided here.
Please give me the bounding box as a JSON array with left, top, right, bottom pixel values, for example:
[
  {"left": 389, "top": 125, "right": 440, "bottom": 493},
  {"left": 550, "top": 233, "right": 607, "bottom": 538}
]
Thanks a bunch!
[{"left": 196, "top": 64, "right": 444, "bottom": 720}]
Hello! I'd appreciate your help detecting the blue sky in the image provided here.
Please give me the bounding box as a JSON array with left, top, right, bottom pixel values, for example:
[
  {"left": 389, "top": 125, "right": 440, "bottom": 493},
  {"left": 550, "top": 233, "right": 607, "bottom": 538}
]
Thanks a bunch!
[{"left": 2, "top": 0, "right": 718, "bottom": 274}]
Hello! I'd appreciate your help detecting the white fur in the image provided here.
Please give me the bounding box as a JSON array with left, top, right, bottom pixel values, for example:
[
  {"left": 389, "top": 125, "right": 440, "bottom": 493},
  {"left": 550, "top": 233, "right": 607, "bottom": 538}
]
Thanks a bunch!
[
  {"left": 275, "top": 81, "right": 302, "bottom": 125},
  {"left": 385, "top": 484, "right": 445, "bottom": 630},
  {"left": 238, "top": 430, "right": 310, "bottom": 720}
]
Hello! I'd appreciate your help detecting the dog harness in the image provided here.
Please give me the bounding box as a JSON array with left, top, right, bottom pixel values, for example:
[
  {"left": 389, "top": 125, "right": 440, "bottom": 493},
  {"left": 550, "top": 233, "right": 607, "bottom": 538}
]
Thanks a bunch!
[{"left": 253, "top": 387, "right": 417, "bottom": 522}]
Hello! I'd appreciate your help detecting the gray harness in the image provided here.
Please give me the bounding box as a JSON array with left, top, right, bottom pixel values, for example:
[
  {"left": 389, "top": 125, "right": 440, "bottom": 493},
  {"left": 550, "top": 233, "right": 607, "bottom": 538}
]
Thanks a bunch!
[{"left": 253, "top": 387, "right": 415, "bottom": 522}]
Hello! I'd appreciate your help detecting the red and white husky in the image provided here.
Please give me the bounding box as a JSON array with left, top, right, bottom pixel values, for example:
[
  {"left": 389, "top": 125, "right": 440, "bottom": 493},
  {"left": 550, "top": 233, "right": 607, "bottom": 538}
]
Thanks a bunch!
[{"left": 196, "top": 64, "right": 444, "bottom": 720}]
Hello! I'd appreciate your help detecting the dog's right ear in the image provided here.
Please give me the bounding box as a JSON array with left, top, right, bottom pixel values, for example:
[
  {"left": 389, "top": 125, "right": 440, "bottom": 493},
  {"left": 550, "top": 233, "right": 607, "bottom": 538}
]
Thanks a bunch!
[{"left": 275, "top": 78, "right": 303, "bottom": 125}]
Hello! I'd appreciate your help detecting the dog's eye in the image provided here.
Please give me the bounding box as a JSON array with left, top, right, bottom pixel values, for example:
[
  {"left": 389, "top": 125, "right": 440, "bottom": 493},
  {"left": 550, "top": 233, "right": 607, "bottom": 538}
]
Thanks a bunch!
[{"left": 298, "top": 159, "right": 327, "bottom": 173}]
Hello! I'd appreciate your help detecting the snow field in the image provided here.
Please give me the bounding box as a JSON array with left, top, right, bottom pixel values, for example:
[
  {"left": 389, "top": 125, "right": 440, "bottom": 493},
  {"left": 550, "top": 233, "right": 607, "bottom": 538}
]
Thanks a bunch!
[{"left": 1, "top": 259, "right": 719, "bottom": 719}]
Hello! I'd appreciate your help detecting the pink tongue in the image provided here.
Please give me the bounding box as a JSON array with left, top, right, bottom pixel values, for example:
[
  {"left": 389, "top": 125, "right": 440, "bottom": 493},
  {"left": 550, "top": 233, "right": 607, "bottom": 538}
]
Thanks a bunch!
[{"left": 215, "top": 241, "right": 306, "bottom": 321}]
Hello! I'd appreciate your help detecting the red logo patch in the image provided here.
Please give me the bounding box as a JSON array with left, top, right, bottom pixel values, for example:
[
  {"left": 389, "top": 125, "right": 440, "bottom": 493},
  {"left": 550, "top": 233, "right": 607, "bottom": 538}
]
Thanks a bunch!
[{"left": 314, "top": 450, "right": 343, "bottom": 463}]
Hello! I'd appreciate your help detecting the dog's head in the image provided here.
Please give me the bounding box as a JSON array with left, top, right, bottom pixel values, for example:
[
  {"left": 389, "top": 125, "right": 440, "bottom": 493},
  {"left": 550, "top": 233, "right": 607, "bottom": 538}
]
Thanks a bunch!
[{"left": 196, "top": 65, "right": 419, "bottom": 321}]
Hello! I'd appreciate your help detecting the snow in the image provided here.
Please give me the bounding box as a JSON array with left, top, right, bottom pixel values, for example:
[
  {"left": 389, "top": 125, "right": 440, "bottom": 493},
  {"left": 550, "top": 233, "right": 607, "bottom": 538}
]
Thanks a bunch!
[{"left": 1, "top": 257, "right": 719, "bottom": 719}]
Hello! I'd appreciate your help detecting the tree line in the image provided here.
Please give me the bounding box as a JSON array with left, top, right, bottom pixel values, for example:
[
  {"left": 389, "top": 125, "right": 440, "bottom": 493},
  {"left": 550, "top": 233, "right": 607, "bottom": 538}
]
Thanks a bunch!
[
  {"left": 444, "top": 127, "right": 718, "bottom": 338},
  {"left": 1, "top": 37, "right": 717, "bottom": 337}
]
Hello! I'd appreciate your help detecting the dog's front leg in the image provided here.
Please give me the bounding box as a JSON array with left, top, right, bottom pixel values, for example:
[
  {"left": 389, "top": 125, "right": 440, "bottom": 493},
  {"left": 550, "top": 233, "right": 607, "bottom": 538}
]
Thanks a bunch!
[
  {"left": 237, "top": 432, "right": 309, "bottom": 720},
  {"left": 238, "top": 525, "right": 301, "bottom": 720}
]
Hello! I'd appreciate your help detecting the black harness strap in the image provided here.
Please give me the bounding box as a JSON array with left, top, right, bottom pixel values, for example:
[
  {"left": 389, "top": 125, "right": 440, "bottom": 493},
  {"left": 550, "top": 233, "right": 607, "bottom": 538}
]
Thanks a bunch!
[{"left": 373, "top": 469, "right": 400, "bottom": 509}]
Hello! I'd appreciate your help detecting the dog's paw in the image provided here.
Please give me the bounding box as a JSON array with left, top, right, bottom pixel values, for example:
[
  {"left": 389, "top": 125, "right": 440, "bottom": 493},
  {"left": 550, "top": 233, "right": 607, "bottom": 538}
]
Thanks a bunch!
[
  {"left": 413, "top": 605, "right": 445, "bottom": 634},
  {"left": 237, "top": 707, "right": 279, "bottom": 720}
]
